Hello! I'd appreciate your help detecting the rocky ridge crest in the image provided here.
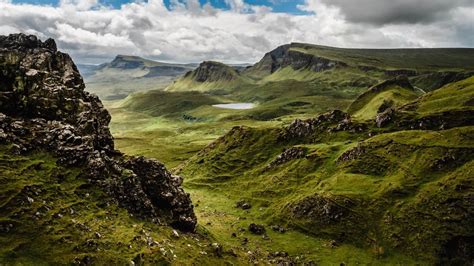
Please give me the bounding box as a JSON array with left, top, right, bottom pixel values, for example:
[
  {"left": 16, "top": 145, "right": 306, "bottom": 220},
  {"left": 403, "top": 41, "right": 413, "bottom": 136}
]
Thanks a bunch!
[
  {"left": 0, "top": 34, "right": 196, "bottom": 231},
  {"left": 244, "top": 43, "right": 346, "bottom": 76}
]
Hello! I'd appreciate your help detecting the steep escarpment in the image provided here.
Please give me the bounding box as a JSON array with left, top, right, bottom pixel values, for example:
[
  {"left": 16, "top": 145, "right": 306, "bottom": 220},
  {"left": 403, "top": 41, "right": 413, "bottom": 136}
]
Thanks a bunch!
[
  {"left": 0, "top": 34, "right": 196, "bottom": 231},
  {"left": 244, "top": 43, "right": 346, "bottom": 78},
  {"left": 166, "top": 61, "right": 245, "bottom": 92},
  {"left": 186, "top": 61, "right": 238, "bottom": 83}
]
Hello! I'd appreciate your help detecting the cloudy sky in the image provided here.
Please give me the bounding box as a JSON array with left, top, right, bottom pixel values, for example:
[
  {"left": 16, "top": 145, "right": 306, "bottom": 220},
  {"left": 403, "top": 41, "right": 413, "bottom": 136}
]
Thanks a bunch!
[{"left": 0, "top": 0, "right": 473, "bottom": 64}]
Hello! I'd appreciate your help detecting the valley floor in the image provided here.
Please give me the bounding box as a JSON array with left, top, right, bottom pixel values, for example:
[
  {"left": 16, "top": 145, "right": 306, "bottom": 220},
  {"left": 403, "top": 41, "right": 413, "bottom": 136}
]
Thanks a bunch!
[{"left": 107, "top": 104, "right": 418, "bottom": 265}]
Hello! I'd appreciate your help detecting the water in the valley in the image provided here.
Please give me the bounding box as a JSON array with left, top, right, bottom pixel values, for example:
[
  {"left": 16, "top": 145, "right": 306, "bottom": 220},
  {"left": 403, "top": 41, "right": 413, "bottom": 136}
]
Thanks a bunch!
[{"left": 212, "top": 103, "right": 255, "bottom": 110}]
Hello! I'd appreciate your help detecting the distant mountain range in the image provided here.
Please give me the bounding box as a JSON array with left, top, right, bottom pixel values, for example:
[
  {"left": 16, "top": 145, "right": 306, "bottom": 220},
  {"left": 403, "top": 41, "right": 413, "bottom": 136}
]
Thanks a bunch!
[
  {"left": 77, "top": 55, "right": 251, "bottom": 100},
  {"left": 167, "top": 42, "right": 474, "bottom": 93},
  {"left": 76, "top": 55, "right": 196, "bottom": 100}
]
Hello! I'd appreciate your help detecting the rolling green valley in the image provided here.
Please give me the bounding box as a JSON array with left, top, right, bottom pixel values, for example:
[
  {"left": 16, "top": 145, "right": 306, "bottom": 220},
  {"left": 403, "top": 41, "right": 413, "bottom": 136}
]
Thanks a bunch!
[{"left": 1, "top": 1, "right": 474, "bottom": 264}]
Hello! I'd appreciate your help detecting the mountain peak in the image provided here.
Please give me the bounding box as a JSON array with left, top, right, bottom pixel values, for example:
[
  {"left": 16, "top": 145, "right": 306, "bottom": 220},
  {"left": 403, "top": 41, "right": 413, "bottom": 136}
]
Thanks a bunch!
[
  {"left": 108, "top": 54, "right": 147, "bottom": 69},
  {"left": 0, "top": 33, "right": 57, "bottom": 52},
  {"left": 188, "top": 60, "right": 239, "bottom": 82}
]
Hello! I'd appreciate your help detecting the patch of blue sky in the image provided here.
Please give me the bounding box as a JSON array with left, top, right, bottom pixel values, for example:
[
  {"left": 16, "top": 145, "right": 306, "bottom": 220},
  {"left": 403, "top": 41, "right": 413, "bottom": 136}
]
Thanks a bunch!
[{"left": 11, "top": 0, "right": 310, "bottom": 15}]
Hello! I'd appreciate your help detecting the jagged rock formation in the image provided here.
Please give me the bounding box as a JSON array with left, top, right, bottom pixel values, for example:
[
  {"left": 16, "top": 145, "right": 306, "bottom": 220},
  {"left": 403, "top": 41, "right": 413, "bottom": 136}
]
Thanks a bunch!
[
  {"left": 282, "top": 110, "right": 366, "bottom": 139},
  {"left": 244, "top": 43, "right": 346, "bottom": 77},
  {"left": 0, "top": 34, "right": 196, "bottom": 231},
  {"left": 184, "top": 61, "right": 238, "bottom": 83},
  {"left": 266, "top": 147, "right": 306, "bottom": 169}
]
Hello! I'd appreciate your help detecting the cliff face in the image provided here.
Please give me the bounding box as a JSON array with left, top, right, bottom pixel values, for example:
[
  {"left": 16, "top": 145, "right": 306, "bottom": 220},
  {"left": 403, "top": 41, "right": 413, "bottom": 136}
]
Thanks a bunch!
[
  {"left": 244, "top": 43, "right": 346, "bottom": 77},
  {"left": 0, "top": 34, "right": 196, "bottom": 231},
  {"left": 184, "top": 61, "right": 238, "bottom": 83}
]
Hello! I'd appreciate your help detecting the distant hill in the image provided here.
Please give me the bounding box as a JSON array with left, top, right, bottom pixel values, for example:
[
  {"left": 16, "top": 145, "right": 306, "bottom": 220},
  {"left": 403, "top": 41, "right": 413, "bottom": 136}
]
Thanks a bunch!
[
  {"left": 166, "top": 61, "right": 251, "bottom": 92},
  {"left": 167, "top": 42, "right": 474, "bottom": 93},
  {"left": 245, "top": 43, "right": 474, "bottom": 75},
  {"left": 80, "top": 55, "right": 195, "bottom": 100},
  {"left": 347, "top": 76, "right": 420, "bottom": 120},
  {"left": 152, "top": 42, "right": 473, "bottom": 124}
]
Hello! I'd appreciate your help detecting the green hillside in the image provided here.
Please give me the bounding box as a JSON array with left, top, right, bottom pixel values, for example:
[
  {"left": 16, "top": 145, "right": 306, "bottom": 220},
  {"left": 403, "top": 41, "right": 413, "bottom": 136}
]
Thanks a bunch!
[
  {"left": 401, "top": 76, "right": 474, "bottom": 114},
  {"left": 177, "top": 77, "right": 474, "bottom": 264},
  {"left": 347, "top": 77, "right": 420, "bottom": 120},
  {"left": 166, "top": 61, "right": 251, "bottom": 92},
  {"left": 288, "top": 43, "right": 474, "bottom": 71},
  {"left": 98, "top": 42, "right": 474, "bottom": 265},
  {"left": 0, "top": 146, "right": 239, "bottom": 265}
]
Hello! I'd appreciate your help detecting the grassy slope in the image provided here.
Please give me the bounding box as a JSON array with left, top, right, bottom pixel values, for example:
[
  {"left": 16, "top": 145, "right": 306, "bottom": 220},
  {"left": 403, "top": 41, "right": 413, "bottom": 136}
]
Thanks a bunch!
[
  {"left": 165, "top": 78, "right": 245, "bottom": 93},
  {"left": 166, "top": 62, "right": 250, "bottom": 93},
  {"left": 289, "top": 43, "right": 474, "bottom": 71},
  {"left": 402, "top": 76, "right": 474, "bottom": 115},
  {"left": 176, "top": 78, "right": 474, "bottom": 264},
  {"left": 347, "top": 84, "right": 420, "bottom": 120},
  {"left": 105, "top": 46, "right": 474, "bottom": 264},
  {"left": 118, "top": 90, "right": 224, "bottom": 117},
  {"left": 178, "top": 124, "right": 473, "bottom": 264},
  {"left": 107, "top": 69, "right": 369, "bottom": 168},
  {"left": 0, "top": 145, "right": 251, "bottom": 265}
]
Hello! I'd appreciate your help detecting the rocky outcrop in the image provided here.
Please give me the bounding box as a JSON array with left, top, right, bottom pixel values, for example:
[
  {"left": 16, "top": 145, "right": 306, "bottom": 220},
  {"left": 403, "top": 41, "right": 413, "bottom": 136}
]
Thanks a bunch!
[
  {"left": 184, "top": 61, "right": 238, "bottom": 83},
  {"left": 266, "top": 147, "right": 306, "bottom": 169},
  {"left": 375, "top": 108, "right": 395, "bottom": 128},
  {"left": 373, "top": 108, "right": 474, "bottom": 130},
  {"left": 0, "top": 34, "right": 196, "bottom": 231},
  {"left": 291, "top": 195, "right": 349, "bottom": 225},
  {"left": 282, "top": 110, "right": 366, "bottom": 139}
]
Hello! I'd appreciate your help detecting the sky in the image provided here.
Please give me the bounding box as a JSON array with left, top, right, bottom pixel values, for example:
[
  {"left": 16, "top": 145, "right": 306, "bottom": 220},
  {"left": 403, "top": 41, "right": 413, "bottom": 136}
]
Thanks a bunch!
[{"left": 0, "top": 0, "right": 473, "bottom": 64}]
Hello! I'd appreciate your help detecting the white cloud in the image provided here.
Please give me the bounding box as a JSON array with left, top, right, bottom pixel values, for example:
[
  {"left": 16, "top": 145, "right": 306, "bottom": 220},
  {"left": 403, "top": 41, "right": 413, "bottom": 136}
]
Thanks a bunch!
[
  {"left": 0, "top": 0, "right": 471, "bottom": 64},
  {"left": 60, "top": 0, "right": 99, "bottom": 11}
]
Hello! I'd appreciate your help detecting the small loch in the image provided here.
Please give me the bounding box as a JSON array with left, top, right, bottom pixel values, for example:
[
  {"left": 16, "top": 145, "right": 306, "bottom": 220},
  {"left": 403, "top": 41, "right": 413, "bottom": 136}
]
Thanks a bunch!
[{"left": 212, "top": 103, "right": 255, "bottom": 110}]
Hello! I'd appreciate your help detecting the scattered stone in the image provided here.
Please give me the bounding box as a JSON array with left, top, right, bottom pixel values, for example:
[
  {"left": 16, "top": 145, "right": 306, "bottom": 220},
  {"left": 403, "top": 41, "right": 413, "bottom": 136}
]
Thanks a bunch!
[
  {"left": 171, "top": 229, "right": 180, "bottom": 239},
  {"left": 211, "top": 242, "right": 223, "bottom": 257},
  {"left": 248, "top": 223, "right": 266, "bottom": 235},
  {"left": 236, "top": 200, "right": 252, "bottom": 210},
  {"left": 329, "top": 240, "right": 338, "bottom": 248},
  {"left": 271, "top": 225, "right": 287, "bottom": 233},
  {"left": 26, "top": 196, "right": 34, "bottom": 204},
  {"left": 375, "top": 108, "right": 395, "bottom": 128},
  {"left": 270, "top": 251, "right": 289, "bottom": 258}
]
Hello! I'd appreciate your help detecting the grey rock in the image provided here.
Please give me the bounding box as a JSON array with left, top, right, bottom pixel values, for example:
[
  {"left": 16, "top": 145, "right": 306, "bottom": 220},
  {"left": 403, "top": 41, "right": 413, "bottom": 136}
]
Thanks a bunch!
[{"left": 0, "top": 33, "right": 196, "bottom": 232}]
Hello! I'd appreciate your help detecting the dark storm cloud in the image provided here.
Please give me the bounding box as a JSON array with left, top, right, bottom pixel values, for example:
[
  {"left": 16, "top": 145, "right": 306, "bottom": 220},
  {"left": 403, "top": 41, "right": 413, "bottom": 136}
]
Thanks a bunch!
[{"left": 319, "top": 0, "right": 474, "bottom": 25}]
